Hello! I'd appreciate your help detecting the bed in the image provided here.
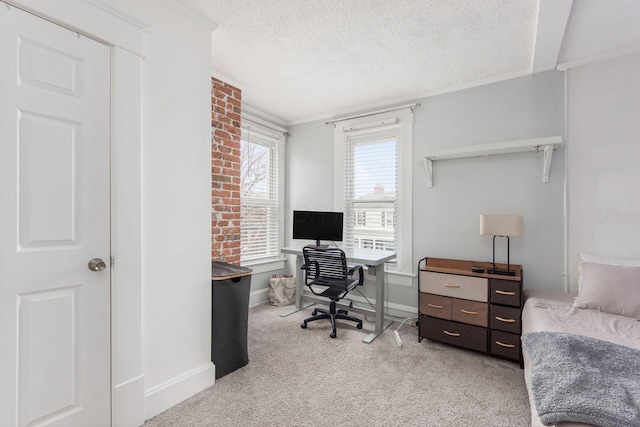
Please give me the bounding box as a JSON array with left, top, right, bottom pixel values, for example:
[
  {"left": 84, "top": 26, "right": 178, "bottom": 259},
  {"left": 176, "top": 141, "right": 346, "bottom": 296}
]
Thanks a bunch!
[{"left": 521, "top": 256, "right": 640, "bottom": 427}]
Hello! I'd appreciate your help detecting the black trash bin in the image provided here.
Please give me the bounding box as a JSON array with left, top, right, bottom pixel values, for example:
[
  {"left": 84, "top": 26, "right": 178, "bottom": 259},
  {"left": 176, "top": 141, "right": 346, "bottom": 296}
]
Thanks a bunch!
[{"left": 211, "top": 261, "right": 253, "bottom": 379}]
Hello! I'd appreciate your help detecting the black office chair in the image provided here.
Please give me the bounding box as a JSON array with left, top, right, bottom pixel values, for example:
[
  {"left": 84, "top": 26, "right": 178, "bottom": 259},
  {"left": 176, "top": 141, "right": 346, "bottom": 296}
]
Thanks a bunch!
[{"left": 300, "top": 245, "right": 363, "bottom": 338}]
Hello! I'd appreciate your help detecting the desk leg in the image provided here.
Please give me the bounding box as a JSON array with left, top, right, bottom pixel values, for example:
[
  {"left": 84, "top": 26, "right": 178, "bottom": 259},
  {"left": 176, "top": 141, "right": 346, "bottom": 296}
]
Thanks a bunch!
[
  {"left": 279, "top": 254, "right": 314, "bottom": 317},
  {"left": 363, "top": 264, "right": 393, "bottom": 343}
]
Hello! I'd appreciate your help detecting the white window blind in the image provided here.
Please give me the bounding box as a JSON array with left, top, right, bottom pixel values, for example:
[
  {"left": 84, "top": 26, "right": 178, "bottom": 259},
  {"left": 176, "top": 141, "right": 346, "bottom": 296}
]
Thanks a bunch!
[
  {"left": 343, "top": 131, "right": 399, "bottom": 259},
  {"left": 334, "top": 106, "right": 414, "bottom": 275},
  {"left": 240, "top": 125, "right": 282, "bottom": 262}
]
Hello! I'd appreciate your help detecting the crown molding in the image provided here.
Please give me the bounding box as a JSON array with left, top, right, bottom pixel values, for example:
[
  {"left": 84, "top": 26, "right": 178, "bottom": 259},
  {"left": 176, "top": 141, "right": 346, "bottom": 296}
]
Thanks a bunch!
[
  {"left": 156, "top": 0, "right": 217, "bottom": 31},
  {"left": 556, "top": 47, "right": 640, "bottom": 71},
  {"left": 211, "top": 68, "right": 245, "bottom": 90},
  {"left": 85, "top": 0, "right": 150, "bottom": 30}
]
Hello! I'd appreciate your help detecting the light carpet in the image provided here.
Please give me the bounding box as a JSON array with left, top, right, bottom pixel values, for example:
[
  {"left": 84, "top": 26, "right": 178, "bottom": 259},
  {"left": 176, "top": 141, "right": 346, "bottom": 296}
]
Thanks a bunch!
[{"left": 144, "top": 302, "right": 531, "bottom": 426}]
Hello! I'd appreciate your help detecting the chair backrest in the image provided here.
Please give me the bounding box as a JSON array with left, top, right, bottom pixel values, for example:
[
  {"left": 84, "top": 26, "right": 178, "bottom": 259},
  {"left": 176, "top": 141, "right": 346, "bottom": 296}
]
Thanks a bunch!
[{"left": 302, "top": 245, "right": 349, "bottom": 287}]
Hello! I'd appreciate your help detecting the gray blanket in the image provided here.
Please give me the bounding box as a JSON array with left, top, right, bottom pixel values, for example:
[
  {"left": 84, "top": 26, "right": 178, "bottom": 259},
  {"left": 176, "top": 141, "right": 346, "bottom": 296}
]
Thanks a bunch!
[{"left": 522, "top": 332, "right": 640, "bottom": 427}]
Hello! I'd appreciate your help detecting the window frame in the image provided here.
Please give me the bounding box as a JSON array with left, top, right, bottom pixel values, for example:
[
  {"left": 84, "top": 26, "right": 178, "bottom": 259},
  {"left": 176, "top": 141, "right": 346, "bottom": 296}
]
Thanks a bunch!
[
  {"left": 239, "top": 119, "right": 285, "bottom": 265},
  {"left": 333, "top": 108, "right": 414, "bottom": 276}
]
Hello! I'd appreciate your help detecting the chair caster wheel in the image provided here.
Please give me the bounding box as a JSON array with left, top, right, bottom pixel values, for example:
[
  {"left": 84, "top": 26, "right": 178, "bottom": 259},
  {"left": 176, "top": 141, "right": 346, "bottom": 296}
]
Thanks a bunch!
[
  {"left": 312, "top": 310, "right": 317, "bottom": 316},
  {"left": 330, "top": 332, "right": 336, "bottom": 338},
  {"left": 357, "top": 323, "right": 362, "bottom": 329},
  {"left": 301, "top": 323, "right": 307, "bottom": 329}
]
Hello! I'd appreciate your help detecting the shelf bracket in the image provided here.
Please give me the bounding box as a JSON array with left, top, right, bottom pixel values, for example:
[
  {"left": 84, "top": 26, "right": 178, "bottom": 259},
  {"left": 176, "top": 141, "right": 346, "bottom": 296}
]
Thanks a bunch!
[
  {"left": 542, "top": 145, "right": 553, "bottom": 183},
  {"left": 423, "top": 158, "right": 433, "bottom": 188}
]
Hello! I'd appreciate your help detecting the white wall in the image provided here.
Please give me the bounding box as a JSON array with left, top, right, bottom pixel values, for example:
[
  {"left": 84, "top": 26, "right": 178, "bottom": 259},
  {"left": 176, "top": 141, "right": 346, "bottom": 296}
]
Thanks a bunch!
[
  {"left": 287, "top": 70, "right": 566, "bottom": 310},
  {"left": 413, "top": 70, "right": 565, "bottom": 295},
  {"left": 285, "top": 119, "right": 336, "bottom": 274},
  {"left": 108, "top": 0, "right": 215, "bottom": 420},
  {"left": 566, "top": 53, "right": 640, "bottom": 292},
  {"left": 286, "top": 120, "right": 337, "bottom": 215},
  {"left": 110, "top": 0, "right": 216, "bottom": 418}
]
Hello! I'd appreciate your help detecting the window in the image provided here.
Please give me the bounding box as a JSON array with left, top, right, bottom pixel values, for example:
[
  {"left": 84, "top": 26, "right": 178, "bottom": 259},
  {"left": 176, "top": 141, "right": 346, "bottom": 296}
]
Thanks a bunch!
[
  {"left": 381, "top": 211, "right": 393, "bottom": 227},
  {"left": 345, "top": 135, "right": 398, "bottom": 256},
  {"left": 375, "top": 239, "right": 393, "bottom": 250},
  {"left": 334, "top": 108, "right": 414, "bottom": 274},
  {"left": 240, "top": 119, "right": 285, "bottom": 262},
  {"left": 360, "top": 238, "right": 374, "bottom": 249}
]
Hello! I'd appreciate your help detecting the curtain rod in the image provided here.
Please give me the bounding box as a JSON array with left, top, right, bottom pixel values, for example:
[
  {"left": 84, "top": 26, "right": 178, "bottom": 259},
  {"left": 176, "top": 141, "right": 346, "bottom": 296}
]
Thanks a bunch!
[
  {"left": 325, "top": 102, "right": 421, "bottom": 126},
  {"left": 241, "top": 112, "right": 288, "bottom": 135}
]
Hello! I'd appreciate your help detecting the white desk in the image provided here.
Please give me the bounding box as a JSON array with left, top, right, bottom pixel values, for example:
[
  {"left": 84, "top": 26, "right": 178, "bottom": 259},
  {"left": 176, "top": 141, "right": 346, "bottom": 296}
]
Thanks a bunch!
[{"left": 280, "top": 244, "right": 396, "bottom": 343}]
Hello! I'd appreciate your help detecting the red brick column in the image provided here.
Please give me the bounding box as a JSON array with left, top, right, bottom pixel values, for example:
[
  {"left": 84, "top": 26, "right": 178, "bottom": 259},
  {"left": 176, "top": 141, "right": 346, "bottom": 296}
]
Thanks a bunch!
[{"left": 211, "top": 77, "right": 242, "bottom": 264}]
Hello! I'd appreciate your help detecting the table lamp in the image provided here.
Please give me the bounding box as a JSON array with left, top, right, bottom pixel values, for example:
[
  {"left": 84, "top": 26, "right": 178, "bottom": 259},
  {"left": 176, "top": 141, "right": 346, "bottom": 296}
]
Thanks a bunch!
[{"left": 480, "top": 214, "right": 523, "bottom": 276}]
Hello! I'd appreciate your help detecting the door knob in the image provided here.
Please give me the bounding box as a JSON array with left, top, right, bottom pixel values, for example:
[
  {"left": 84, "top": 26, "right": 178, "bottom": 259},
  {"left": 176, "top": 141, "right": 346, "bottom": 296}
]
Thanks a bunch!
[{"left": 88, "top": 258, "right": 107, "bottom": 272}]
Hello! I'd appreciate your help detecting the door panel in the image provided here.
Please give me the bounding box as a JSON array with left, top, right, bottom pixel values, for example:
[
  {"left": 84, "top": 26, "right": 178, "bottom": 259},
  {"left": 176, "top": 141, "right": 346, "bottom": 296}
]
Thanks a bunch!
[
  {"left": 18, "top": 112, "right": 79, "bottom": 247},
  {"left": 18, "top": 287, "right": 81, "bottom": 423},
  {"left": 0, "top": 4, "right": 111, "bottom": 426},
  {"left": 18, "top": 36, "right": 83, "bottom": 98}
]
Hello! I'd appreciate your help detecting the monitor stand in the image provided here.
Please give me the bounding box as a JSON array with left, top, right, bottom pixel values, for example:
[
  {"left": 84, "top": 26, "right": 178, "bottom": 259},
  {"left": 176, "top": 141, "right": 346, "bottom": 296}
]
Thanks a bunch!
[{"left": 313, "top": 240, "right": 329, "bottom": 248}]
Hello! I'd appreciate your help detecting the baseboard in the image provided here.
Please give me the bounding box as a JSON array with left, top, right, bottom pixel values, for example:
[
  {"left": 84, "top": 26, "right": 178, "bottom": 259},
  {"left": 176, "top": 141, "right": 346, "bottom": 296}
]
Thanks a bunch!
[
  {"left": 249, "top": 287, "right": 270, "bottom": 307},
  {"left": 249, "top": 287, "right": 417, "bottom": 318},
  {"left": 114, "top": 374, "right": 145, "bottom": 427},
  {"left": 383, "top": 300, "right": 419, "bottom": 319},
  {"left": 144, "top": 362, "right": 216, "bottom": 421}
]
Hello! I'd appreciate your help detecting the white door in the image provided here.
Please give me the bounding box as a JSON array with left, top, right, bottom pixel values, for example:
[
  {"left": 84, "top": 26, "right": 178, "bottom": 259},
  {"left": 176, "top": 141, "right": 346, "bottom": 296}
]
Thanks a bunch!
[{"left": 0, "top": 4, "right": 111, "bottom": 426}]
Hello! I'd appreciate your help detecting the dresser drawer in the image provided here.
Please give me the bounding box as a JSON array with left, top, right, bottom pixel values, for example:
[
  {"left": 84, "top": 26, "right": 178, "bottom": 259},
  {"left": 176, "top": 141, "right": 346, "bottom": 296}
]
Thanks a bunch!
[
  {"left": 490, "top": 330, "right": 521, "bottom": 361},
  {"left": 420, "top": 293, "right": 452, "bottom": 320},
  {"left": 451, "top": 299, "right": 488, "bottom": 327},
  {"left": 490, "top": 305, "right": 521, "bottom": 334},
  {"left": 489, "top": 279, "right": 521, "bottom": 307},
  {"left": 420, "top": 316, "right": 487, "bottom": 353},
  {"left": 420, "top": 271, "right": 488, "bottom": 302}
]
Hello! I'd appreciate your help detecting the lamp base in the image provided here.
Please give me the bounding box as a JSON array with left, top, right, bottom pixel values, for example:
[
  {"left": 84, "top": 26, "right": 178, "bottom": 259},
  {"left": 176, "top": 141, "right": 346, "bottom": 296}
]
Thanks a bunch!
[{"left": 488, "top": 268, "right": 517, "bottom": 276}]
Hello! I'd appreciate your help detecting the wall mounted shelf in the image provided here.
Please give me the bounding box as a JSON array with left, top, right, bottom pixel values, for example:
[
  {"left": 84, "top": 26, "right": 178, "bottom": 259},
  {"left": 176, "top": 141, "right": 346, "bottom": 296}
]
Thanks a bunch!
[{"left": 422, "top": 136, "right": 563, "bottom": 187}]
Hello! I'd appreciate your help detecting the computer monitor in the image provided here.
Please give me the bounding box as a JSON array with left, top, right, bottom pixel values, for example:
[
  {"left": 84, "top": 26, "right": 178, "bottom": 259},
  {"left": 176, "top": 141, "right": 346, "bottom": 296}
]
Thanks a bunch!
[{"left": 292, "top": 210, "right": 343, "bottom": 247}]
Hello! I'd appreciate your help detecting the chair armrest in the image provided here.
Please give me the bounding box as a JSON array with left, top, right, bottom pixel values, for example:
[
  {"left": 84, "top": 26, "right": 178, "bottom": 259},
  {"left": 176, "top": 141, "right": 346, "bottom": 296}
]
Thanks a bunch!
[
  {"left": 302, "top": 260, "right": 320, "bottom": 278},
  {"left": 347, "top": 265, "right": 362, "bottom": 275},
  {"left": 347, "top": 264, "right": 364, "bottom": 286}
]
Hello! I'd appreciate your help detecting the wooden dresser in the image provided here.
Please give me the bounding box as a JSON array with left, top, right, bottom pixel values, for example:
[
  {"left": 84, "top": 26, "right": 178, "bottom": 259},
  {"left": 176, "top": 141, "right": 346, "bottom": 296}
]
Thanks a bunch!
[{"left": 418, "top": 257, "right": 523, "bottom": 363}]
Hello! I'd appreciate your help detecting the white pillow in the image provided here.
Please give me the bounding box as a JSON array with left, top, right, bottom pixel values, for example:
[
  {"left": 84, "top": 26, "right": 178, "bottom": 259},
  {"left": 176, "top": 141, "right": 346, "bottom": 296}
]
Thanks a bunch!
[
  {"left": 574, "top": 262, "right": 640, "bottom": 319},
  {"left": 579, "top": 252, "right": 640, "bottom": 266},
  {"left": 578, "top": 253, "right": 640, "bottom": 290}
]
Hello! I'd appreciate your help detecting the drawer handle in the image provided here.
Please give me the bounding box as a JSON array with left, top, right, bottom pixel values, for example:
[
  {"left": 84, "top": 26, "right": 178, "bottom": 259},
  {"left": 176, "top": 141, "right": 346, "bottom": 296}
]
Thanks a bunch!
[
  {"left": 444, "top": 283, "right": 460, "bottom": 288},
  {"left": 443, "top": 330, "right": 460, "bottom": 337},
  {"left": 495, "top": 316, "right": 516, "bottom": 323},
  {"left": 460, "top": 309, "right": 478, "bottom": 315},
  {"left": 495, "top": 290, "right": 516, "bottom": 296},
  {"left": 427, "top": 303, "right": 444, "bottom": 309},
  {"left": 495, "top": 341, "right": 515, "bottom": 348}
]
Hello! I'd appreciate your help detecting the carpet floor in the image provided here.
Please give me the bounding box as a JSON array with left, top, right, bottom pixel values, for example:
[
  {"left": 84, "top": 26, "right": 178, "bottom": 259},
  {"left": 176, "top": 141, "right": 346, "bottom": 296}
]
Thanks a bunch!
[{"left": 144, "top": 302, "right": 532, "bottom": 426}]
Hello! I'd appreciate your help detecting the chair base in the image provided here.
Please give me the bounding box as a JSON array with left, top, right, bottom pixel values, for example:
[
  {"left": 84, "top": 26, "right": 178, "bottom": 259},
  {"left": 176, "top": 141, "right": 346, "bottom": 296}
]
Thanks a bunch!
[{"left": 300, "top": 301, "right": 363, "bottom": 338}]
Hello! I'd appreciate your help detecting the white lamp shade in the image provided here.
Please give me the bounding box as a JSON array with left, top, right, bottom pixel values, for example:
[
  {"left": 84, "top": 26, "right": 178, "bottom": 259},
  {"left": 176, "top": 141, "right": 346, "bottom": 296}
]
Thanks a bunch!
[{"left": 480, "top": 215, "right": 523, "bottom": 237}]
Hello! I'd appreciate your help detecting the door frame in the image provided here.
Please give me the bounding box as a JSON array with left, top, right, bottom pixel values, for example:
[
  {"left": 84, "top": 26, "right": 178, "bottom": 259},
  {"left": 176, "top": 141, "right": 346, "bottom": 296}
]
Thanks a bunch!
[{"left": 3, "top": 1, "right": 145, "bottom": 425}]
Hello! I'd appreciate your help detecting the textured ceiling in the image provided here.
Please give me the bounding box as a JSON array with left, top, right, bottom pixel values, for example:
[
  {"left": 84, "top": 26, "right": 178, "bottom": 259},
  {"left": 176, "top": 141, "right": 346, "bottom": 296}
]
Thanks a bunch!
[{"left": 174, "top": 0, "right": 640, "bottom": 124}]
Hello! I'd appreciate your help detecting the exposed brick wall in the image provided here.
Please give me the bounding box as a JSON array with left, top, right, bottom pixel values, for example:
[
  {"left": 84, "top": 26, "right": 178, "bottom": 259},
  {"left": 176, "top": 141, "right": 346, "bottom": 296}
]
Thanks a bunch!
[{"left": 211, "top": 77, "right": 242, "bottom": 264}]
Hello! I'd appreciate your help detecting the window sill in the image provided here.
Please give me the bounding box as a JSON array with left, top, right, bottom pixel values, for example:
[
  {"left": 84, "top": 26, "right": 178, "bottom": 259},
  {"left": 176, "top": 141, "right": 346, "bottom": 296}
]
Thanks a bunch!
[{"left": 241, "top": 257, "right": 286, "bottom": 275}]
